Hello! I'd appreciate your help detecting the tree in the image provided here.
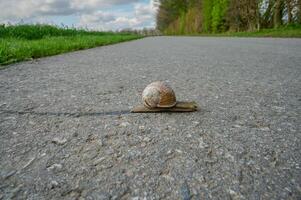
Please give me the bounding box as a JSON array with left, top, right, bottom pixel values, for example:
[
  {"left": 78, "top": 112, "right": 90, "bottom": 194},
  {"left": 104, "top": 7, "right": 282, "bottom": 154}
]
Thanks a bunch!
[
  {"left": 226, "top": 0, "right": 261, "bottom": 31},
  {"left": 285, "top": 0, "right": 293, "bottom": 24},
  {"left": 202, "top": 0, "right": 213, "bottom": 32},
  {"left": 211, "top": 0, "right": 229, "bottom": 32},
  {"left": 298, "top": 0, "right": 301, "bottom": 23},
  {"left": 155, "top": 0, "right": 300, "bottom": 34},
  {"left": 273, "top": 0, "right": 284, "bottom": 28}
]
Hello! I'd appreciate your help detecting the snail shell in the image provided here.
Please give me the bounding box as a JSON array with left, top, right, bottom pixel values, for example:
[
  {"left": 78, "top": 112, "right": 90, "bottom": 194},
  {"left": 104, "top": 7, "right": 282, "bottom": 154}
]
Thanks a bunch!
[{"left": 142, "top": 81, "right": 177, "bottom": 108}]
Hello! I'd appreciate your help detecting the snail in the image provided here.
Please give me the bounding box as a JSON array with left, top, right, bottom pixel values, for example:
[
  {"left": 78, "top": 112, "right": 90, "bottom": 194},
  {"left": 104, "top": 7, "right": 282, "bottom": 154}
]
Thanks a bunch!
[{"left": 131, "top": 81, "right": 198, "bottom": 113}]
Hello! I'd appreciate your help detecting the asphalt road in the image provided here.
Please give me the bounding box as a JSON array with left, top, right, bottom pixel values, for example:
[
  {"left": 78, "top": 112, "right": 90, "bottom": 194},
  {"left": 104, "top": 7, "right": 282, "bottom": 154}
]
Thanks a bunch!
[{"left": 0, "top": 37, "right": 301, "bottom": 200}]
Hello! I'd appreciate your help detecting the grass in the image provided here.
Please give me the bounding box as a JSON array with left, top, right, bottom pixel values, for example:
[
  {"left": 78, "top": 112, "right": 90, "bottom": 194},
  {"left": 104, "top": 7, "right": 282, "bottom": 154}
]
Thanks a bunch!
[
  {"left": 0, "top": 24, "right": 142, "bottom": 66},
  {"left": 220, "top": 25, "right": 301, "bottom": 38},
  {"left": 168, "top": 24, "right": 301, "bottom": 38}
]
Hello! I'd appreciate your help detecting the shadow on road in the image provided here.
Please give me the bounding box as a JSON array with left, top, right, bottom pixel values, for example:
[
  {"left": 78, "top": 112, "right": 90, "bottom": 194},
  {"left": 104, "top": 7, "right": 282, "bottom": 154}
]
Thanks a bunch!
[{"left": 0, "top": 110, "right": 131, "bottom": 117}]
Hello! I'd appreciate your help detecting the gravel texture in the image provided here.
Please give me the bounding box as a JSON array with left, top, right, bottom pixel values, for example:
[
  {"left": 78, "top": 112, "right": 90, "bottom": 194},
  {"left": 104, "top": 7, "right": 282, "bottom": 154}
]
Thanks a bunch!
[{"left": 0, "top": 36, "right": 301, "bottom": 200}]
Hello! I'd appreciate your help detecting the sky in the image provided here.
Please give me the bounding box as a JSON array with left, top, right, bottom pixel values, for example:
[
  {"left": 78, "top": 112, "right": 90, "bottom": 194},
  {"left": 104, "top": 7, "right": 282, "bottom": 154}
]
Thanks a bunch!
[{"left": 0, "top": 0, "right": 158, "bottom": 31}]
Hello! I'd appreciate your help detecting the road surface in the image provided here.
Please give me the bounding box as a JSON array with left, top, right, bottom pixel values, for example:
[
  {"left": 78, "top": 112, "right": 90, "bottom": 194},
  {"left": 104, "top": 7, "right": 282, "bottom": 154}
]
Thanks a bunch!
[{"left": 1, "top": 37, "right": 301, "bottom": 199}]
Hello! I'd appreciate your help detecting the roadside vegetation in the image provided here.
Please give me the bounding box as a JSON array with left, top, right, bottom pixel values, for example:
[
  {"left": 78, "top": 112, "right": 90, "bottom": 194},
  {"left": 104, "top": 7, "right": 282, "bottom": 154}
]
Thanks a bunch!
[
  {"left": 156, "top": 0, "right": 301, "bottom": 36},
  {"left": 0, "top": 24, "right": 142, "bottom": 66},
  {"left": 219, "top": 25, "right": 301, "bottom": 37},
  {"left": 177, "top": 24, "right": 301, "bottom": 37}
]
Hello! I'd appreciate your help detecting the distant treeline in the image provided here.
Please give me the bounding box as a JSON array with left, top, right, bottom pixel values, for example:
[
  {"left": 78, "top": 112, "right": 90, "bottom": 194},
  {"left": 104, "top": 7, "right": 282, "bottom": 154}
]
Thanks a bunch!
[{"left": 156, "top": 0, "right": 301, "bottom": 34}]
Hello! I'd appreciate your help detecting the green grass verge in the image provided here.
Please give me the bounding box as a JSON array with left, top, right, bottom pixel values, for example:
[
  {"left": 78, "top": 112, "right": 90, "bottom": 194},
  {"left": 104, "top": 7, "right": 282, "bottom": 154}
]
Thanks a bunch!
[
  {"left": 0, "top": 35, "right": 142, "bottom": 66},
  {"left": 0, "top": 24, "right": 142, "bottom": 67},
  {"left": 220, "top": 25, "right": 301, "bottom": 38},
  {"left": 166, "top": 25, "right": 301, "bottom": 38},
  {"left": 0, "top": 24, "right": 117, "bottom": 40}
]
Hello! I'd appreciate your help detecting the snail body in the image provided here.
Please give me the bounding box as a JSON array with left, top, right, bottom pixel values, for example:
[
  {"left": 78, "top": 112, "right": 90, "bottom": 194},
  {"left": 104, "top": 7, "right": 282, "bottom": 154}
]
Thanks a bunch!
[{"left": 142, "top": 81, "right": 176, "bottom": 108}]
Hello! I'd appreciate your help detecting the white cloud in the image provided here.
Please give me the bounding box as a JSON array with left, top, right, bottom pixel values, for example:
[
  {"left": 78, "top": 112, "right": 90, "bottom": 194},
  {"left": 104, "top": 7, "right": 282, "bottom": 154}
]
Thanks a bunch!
[
  {"left": 71, "top": 0, "right": 138, "bottom": 9},
  {"left": 134, "top": 0, "right": 156, "bottom": 16},
  {"left": 80, "top": 12, "right": 116, "bottom": 24},
  {"left": 77, "top": 0, "right": 157, "bottom": 30},
  {"left": 0, "top": 0, "right": 139, "bottom": 20}
]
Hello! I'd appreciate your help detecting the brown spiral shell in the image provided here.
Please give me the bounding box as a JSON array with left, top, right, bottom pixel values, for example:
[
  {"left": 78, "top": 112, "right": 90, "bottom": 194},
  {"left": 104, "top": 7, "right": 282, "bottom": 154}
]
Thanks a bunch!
[{"left": 142, "top": 81, "right": 177, "bottom": 108}]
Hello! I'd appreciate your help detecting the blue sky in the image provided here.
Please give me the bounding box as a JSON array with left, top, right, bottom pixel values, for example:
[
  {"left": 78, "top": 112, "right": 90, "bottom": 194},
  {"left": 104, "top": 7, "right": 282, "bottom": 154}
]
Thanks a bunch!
[{"left": 0, "top": 0, "right": 157, "bottom": 30}]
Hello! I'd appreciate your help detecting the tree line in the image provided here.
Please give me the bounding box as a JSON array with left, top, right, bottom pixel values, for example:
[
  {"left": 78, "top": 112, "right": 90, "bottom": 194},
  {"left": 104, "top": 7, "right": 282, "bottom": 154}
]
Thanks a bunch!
[{"left": 155, "top": 0, "right": 301, "bottom": 34}]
